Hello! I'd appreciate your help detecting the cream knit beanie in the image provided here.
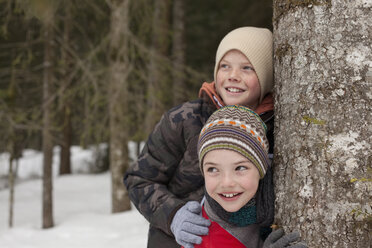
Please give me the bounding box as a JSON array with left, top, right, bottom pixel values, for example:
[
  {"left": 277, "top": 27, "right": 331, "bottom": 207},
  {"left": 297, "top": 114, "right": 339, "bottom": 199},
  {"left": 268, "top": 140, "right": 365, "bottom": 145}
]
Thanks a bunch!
[{"left": 214, "top": 27, "right": 273, "bottom": 103}]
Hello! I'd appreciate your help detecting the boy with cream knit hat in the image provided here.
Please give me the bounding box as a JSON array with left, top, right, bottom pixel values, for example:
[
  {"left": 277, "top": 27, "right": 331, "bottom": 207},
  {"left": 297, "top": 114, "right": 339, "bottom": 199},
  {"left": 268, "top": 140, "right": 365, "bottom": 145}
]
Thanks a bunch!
[
  {"left": 200, "top": 26, "right": 273, "bottom": 110},
  {"left": 125, "top": 27, "right": 277, "bottom": 248}
]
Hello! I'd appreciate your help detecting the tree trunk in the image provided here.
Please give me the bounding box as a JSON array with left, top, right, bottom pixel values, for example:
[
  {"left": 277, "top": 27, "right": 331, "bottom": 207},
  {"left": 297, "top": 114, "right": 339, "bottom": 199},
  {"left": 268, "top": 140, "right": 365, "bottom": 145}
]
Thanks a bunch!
[
  {"left": 108, "top": 0, "right": 131, "bottom": 213},
  {"left": 59, "top": 0, "right": 72, "bottom": 175},
  {"left": 60, "top": 105, "right": 72, "bottom": 175},
  {"left": 273, "top": 1, "right": 371, "bottom": 247},
  {"left": 172, "top": 0, "right": 186, "bottom": 105},
  {"left": 144, "top": 0, "right": 171, "bottom": 135},
  {"left": 42, "top": 15, "right": 54, "bottom": 229}
]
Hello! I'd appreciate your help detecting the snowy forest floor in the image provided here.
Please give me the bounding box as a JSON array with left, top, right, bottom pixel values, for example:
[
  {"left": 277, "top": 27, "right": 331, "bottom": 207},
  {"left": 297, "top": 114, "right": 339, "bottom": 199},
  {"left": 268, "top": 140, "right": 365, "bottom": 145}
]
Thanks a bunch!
[{"left": 0, "top": 146, "right": 149, "bottom": 248}]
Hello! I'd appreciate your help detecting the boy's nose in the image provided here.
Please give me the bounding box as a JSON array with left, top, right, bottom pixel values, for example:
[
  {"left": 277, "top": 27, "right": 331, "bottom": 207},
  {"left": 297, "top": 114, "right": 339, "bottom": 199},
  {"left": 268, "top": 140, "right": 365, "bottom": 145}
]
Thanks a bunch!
[
  {"left": 221, "top": 173, "right": 236, "bottom": 187},
  {"left": 228, "top": 68, "right": 241, "bottom": 82}
]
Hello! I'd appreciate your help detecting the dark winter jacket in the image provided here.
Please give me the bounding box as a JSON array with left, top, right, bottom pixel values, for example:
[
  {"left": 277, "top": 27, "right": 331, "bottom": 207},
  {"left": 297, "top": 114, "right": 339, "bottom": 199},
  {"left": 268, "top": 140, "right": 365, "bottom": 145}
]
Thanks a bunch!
[{"left": 124, "top": 87, "right": 274, "bottom": 248}]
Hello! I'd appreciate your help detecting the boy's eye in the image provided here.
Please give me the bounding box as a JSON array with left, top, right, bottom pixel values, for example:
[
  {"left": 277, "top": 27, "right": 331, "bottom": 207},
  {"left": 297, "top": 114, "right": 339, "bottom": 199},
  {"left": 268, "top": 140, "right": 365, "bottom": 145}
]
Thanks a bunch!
[
  {"left": 220, "top": 64, "right": 229, "bottom": 69},
  {"left": 243, "top": 66, "right": 254, "bottom": 71},
  {"left": 207, "top": 167, "right": 218, "bottom": 173},
  {"left": 236, "top": 165, "right": 247, "bottom": 171}
]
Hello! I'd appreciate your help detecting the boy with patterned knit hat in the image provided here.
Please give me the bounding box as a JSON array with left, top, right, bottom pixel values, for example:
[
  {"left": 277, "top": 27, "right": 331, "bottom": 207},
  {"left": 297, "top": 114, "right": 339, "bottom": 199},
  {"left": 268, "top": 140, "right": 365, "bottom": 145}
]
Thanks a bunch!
[
  {"left": 171, "top": 105, "right": 306, "bottom": 248},
  {"left": 125, "top": 27, "right": 277, "bottom": 247}
]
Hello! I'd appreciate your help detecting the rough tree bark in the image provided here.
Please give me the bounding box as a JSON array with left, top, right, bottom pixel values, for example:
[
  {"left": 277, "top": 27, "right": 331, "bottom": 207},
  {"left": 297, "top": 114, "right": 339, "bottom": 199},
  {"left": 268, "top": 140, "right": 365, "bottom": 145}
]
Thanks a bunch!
[
  {"left": 273, "top": 1, "right": 371, "bottom": 247},
  {"left": 108, "top": 0, "right": 131, "bottom": 213}
]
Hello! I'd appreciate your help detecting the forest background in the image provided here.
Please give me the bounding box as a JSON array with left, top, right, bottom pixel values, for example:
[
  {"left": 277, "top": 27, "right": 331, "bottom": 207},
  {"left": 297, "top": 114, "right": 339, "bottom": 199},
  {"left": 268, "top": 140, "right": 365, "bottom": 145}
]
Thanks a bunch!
[
  {"left": 1, "top": 0, "right": 371, "bottom": 247},
  {"left": 0, "top": 0, "right": 272, "bottom": 159},
  {"left": 0, "top": 0, "right": 272, "bottom": 227}
]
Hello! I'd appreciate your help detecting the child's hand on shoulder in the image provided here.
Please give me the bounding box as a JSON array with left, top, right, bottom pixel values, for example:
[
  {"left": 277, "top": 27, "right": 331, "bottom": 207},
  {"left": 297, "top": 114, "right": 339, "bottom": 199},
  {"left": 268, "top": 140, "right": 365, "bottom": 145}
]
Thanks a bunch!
[{"left": 170, "top": 201, "right": 211, "bottom": 248}]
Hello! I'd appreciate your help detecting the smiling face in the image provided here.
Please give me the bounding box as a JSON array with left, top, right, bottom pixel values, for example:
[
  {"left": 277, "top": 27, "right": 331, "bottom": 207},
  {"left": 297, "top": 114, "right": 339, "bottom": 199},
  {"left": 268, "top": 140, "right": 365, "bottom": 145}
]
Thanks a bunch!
[
  {"left": 215, "top": 50, "right": 261, "bottom": 110},
  {"left": 202, "top": 149, "right": 260, "bottom": 213}
]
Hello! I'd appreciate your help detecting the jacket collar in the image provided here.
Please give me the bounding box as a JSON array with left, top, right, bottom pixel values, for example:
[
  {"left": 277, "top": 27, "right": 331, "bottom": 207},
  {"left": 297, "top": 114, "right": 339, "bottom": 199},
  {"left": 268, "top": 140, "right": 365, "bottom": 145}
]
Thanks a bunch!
[{"left": 199, "top": 82, "right": 274, "bottom": 115}]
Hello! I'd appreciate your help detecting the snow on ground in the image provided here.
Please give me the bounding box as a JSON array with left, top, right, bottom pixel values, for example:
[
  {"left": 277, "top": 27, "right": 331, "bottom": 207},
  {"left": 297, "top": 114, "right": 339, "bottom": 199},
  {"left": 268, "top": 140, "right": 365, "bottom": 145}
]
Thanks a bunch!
[{"left": 0, "top": 144, "right": 149, "bottom": 248}]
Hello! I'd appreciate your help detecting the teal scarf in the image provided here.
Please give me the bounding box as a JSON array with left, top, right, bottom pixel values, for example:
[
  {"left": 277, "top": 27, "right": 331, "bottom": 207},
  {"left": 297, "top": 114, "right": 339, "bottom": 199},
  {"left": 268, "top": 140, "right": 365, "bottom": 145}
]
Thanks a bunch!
[{"left": 205, "top": 192, "right": 256, "bottom": 227}]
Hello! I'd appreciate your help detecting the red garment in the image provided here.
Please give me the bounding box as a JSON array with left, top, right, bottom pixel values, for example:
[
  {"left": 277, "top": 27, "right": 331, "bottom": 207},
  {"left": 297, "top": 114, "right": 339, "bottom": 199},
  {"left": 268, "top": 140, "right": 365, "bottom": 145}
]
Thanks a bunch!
[
  {"left": 198, "top": 82, "right": 274, "bottom": 115},
  {"left": 193, "top": 208, "right": 246, "bottom": 248}
]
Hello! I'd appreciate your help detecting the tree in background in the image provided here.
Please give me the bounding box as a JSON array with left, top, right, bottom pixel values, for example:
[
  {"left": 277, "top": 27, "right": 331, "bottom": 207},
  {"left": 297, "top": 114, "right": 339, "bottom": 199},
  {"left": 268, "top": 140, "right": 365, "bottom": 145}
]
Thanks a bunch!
[
  {"left": 171, "top": 0, "right": 186, "bottom": 105},
  {"left": 12, "top": 0, "right": 63, "bottom": 229},
  {"left": 273, "top": 0, "right": 371, "bottom": 246},
  {"left": 39, "top": 0, "right": 57, "bottom": 229},
  {"left": 14, "top": 0, "right": 60, "bottom": 229},
  {"left": 144, "top": 0, "right": 172, "bottom": 136},
  {"left": 107, "top": 0, "right": 131, "bottom": 213},
  {"left": 58, "top": 0, "right": 73, "bottom": 175}
]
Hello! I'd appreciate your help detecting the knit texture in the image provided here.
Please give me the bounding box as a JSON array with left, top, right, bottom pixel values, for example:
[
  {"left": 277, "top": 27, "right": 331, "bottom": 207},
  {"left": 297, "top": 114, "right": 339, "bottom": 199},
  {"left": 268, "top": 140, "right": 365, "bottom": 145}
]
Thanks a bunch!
[
  {"left": 205, "top": 192, "right": 257, "bottom": 227},
  {"left": 214, "top": 27, "right": 273, "bottom": 103},
  {"left": 198, "top": 105, "right": 270, "bottom": 178}
]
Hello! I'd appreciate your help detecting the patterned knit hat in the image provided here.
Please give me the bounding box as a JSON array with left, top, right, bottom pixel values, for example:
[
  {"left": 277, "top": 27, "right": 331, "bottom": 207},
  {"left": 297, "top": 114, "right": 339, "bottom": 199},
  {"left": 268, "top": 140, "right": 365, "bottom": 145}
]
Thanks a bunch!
[
  {"left": 214, "top": 27, "right": 273, "bottom": 104},
  {"left": 198, "top": 105, "right": 269, "bottom": 179}
]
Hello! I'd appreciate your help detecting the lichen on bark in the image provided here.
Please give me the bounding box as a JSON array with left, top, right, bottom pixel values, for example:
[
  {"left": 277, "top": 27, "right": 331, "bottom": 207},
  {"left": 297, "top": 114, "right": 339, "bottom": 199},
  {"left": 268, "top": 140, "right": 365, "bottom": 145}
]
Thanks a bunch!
[{"left": 273, "top": 0, "right": 372, "bottom": 247}]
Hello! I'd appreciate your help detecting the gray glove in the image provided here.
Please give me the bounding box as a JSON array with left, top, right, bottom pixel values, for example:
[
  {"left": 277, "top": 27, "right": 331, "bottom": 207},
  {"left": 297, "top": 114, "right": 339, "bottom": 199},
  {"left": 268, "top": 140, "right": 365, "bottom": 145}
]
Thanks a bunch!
[
  {"left": 170, "top": 201, "right": 211, "bottom": 248},
  {"left": 263, "top": 228, "right": 307, "bottom": 248}
]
